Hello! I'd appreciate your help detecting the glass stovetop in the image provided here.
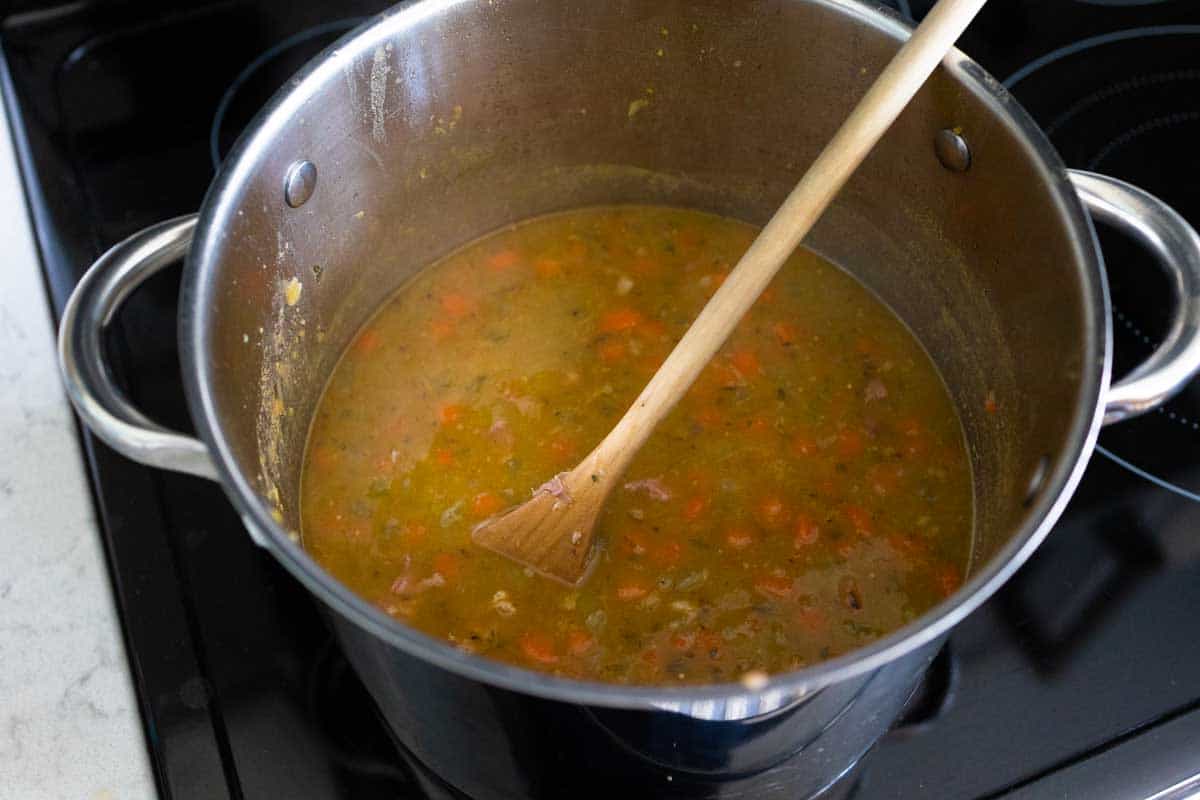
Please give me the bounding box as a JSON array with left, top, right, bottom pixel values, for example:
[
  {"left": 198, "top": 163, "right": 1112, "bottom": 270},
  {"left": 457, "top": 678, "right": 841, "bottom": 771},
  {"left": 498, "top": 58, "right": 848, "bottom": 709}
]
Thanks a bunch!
[{"left": 3, "top": 0, "right": 1199, "bottom": 797}]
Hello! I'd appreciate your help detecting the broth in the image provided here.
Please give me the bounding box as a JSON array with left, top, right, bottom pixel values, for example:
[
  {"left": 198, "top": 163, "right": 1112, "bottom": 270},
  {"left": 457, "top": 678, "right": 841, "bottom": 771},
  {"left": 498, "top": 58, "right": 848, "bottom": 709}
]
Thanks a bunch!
[{"left": 301, "top": 206, "right": 972, "bottom": 685}]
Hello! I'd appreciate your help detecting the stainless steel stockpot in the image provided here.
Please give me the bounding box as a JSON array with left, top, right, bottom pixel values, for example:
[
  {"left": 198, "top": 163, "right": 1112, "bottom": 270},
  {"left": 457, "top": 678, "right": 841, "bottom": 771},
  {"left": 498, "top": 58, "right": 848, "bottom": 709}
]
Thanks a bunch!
[{"left": 59, "top": 0, "right": 1200, "bottom": 796}]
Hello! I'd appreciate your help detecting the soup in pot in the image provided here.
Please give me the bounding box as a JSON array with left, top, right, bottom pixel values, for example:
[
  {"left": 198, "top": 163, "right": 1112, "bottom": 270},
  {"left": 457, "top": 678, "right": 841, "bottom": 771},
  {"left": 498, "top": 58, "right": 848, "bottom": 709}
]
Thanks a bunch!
[{"left": 300, "top": 206, "right": 972, "bottom": 685}]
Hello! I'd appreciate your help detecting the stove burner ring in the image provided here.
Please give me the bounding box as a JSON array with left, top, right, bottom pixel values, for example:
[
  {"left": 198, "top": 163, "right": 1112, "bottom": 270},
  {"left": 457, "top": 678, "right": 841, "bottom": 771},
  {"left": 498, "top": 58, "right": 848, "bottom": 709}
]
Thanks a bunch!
[
  {"left": 1003, "top": 26, "right": 1200, "bottom": 505},
  {"left": 209, "top": 17, "right": 365, "bottom": 170},
  {"left": 1002, "top": 25, "right": 1200, "bottom": 90}
]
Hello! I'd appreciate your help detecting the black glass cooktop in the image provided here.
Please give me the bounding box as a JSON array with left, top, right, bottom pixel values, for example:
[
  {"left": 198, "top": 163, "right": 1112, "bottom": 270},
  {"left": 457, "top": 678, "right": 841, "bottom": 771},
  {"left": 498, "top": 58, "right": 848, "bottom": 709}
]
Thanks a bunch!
[{"left": 3, "top": 0, "right": 1200, "bottom": 797}]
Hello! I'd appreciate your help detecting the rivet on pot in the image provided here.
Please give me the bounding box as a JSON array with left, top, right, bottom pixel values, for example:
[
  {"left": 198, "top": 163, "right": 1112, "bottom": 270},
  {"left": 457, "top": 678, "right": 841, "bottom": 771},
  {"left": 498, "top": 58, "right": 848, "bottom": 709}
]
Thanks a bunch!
[
  {"left": 284, "top": 160, "right": 317, "bottom": 208},
  {"left": 934, "top": 129, "right": 971, "bottom": 173},
  {"left": 1023, "top": 456, "right": 1050, "bottom": 507}
]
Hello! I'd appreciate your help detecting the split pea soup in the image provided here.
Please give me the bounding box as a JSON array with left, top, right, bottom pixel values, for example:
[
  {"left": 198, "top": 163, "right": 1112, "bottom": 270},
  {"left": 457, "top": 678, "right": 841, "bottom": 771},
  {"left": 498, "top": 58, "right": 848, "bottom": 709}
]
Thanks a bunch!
[{"left": 300, "top": 206, "right": 973, "bottom": 686}]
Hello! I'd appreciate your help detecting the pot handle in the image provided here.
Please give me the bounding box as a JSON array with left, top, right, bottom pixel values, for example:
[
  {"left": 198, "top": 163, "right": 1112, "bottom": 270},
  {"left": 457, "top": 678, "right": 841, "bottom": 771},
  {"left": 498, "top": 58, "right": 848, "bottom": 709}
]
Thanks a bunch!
[
  {"left": 58, "top": 214, "right": 218, "bottom": 480},
  {"left": 1069, "top": 170, "right": 1200, "bottom": 425}
]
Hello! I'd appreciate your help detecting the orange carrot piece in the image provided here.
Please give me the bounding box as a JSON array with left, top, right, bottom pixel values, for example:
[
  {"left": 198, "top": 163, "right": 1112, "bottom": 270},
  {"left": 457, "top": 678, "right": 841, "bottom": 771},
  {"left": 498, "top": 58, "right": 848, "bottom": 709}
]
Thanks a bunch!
[
  {"left": 401, "top": 522, "right": 427, "bottom": 542},
  {"left": 681, "top": 495, "right": 708, "bottom": 521},
  {"left": 487, "top": 249, "right": 520, "bottom": 271},
  {"left": 650, "top": 540, "right": 683, "bottom": 568},
  {"left": 534, "top": 257, "right": 562, "bottom": 278},
  {"left": 937, "top": 565, "right": 963, "bottom": 597},
  {"left": 353, "top": 329, "right": 382, "bottom": 354},
  {"left": 432, "top": 552, "right": 461, "bottom": 580},
  {"left": 617, "top": 583, "right": 649, "bottom": 601},
  {"left": 598, "top": 307, "right": 644, "bottom": 333},
  {"left": 754, "top": 574, "right": 793, "bottom": 599},
  {"left": 548, "top": 436, "right": 576, "bottom": 462},
  {"left": 434, "top": 448, "right": 455, "bottom": 466},
  {"left": 471, "top": 492, "right": 504, "bottom": 518},
  {"left": 836, "top": 429, "right": 864, "bottom": 460},
  {"left": 637, "top": 318, "right": 668, "bottom": 340},
  {"left": 754, "top": 494, "right": 789, "bottom": 531},
  {"left": 745, "top": 416, "right": 772, "bottom": 436},
  {"left": 438, "top": 403, "right": 466, "bottom": 425},
  {"left": 598, "top": 339, "right": 627, "bottom": 363},
  {"left": 519, "top": 632, "right": 559, "bottom": 664},
  {"left": 670, "top": 632, "right": 696, "bottom": 650},
  {"left": 567, "top": 630, "right": 594, "bottom": 656},
  {"left": 440, "top": 292, "right": 476, "bottom": 318},
  {"left": 842, "top": 504, "right": 873, "bottom": 534},
  {"left": 793, "top": 514, "right": 820, "bottom": 547},
  {"left": 773, "top": 322, "right": 798, "bottom": 346},
  {"left": 725, "top": 527, "right": 755, "bottom": 550}
]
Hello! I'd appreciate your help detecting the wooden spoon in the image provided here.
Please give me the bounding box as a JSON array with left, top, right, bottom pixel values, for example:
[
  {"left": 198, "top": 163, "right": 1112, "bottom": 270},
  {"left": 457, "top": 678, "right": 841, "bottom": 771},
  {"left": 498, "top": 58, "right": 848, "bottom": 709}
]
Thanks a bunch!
[{"left": 472, "top": 0, "right": 988, "bottom": 585}]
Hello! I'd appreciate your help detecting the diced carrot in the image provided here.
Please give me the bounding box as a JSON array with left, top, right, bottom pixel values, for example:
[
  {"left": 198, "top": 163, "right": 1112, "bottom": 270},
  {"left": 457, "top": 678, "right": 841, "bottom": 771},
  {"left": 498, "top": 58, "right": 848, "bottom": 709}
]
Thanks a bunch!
[
  {"left": 598, "top": 339, "right": 627, "bottom": 363},
  {"left": 725, "top": 527, "right": 755, "bottom": 549},
  {"left": 434, "top": 448, "right": 455, "bottom": 466},
  {"left": 599, "top": 307, "right": 644, "bottom": 333},
  {"left": 670, "top": 632, "right": 696, "bottom": 650},
  {"left": 773, "top": 322, "right": 798, "bottom": 346},
  {"left": 639, "top": 646, "right": 661, "bottom": 665},
  {"left": 430, "top": 317, "right": 456, "bottom": 341},
  {"left": 694, "top": 405, "right": 724, "bottom": 429},
  {"left": 709, "top": 361, "right": 745, "bottom": 389},
  {"left": 754, "top": 494, "right": 789, "bottom": 530},
  {"left": 791, "top": 432, "right": 816, "bottom": 457},
  {"left": 793, "top": 514, "right": 820, "bottom": 547},
  {"left": 432, "top": 552, "right": 461, "bottom": 580},
  {"left": 984, "top": 390, "right": 998, "bottom": 415},
  {"left": 619, "top": 528, "right": 650, "bottom": 557},
  {"left": 836, "top": 429, "right": 864, "bottom": 460},
  {"left": 842, "top": 504, "right": 873, "bottom": 534},
  {"left": 855, "top": 336, "right": 881, "bottom": 358},
  {"left": 487, "top": 249, "right": 520, "bottom": 271},
  {"left": 353, "top": 329, "right": 382, "bottom": 354},
  {"left": 650, "top": 540, "right": 684, "bottom": 568},
  {"left": 438, "top": 403, "right": 466, "bottom": 425},
  {"left": 535, "top": 257, "right": 562, "bottom": 278},
  {"left": 617, "top": 583, "right": 649, "bottom": 601},
  {"left": 682, "top": 495, "right": 708, "bottom": 521},
  {"left": 471, "top": 492, "right": 504, "bottom": 518},
  {"left": 519, "top": 632, "right": 559, "bottom": 664},
  {"left": 754, "top": 574, "right": 793, "bottom": 599},
  {"left": 548, "top": 436, "right": 576, "bottom": 462},
  {"left": 401, "top": 522, "right": 427, "bottom": 542},
  {"left": 567, "top": 630, "right": 594, "bottom": 656},
  {"left": 937, "top": 565, "right": 963, "bottom": 597},
  {"left": 440, "top": 292, "right": 476, "bottom": 318}
]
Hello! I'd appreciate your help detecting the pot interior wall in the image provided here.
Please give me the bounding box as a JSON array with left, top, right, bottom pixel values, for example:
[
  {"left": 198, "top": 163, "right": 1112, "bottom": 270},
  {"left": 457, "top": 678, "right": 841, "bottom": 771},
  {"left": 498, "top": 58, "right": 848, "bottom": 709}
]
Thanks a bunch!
[{"left": 196, "top": 0, "right": 1094, "bottom": 579}]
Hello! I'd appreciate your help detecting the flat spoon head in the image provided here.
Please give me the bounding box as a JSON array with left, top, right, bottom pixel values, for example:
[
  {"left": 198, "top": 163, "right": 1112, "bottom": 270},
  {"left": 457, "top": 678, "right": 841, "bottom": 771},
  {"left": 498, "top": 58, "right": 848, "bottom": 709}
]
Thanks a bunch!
[{"left": 470, "top": 460, "right": 613, "bottom": 585}]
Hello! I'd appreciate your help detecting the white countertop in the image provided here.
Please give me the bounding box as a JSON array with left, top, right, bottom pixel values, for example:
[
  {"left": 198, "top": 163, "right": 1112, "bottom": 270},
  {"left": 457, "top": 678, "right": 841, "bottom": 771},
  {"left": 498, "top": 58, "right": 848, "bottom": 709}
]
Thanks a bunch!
[{"left": 0, "top": 90, "right": 156, "bottom": 797}]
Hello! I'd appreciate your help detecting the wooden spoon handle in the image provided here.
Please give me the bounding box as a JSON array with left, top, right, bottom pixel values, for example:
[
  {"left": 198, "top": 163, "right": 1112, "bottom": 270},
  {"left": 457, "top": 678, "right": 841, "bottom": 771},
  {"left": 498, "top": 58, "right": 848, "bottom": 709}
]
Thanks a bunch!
[{"left": 591, "top": 0, "right": 987, "bottom": 477}]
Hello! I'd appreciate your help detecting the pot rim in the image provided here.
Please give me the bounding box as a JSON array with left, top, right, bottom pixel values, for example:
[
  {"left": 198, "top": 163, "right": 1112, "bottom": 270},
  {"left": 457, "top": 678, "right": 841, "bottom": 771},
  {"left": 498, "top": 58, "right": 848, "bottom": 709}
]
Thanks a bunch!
[{"left": 181, "top": 0, "right": 1111, "bottom": 710}]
